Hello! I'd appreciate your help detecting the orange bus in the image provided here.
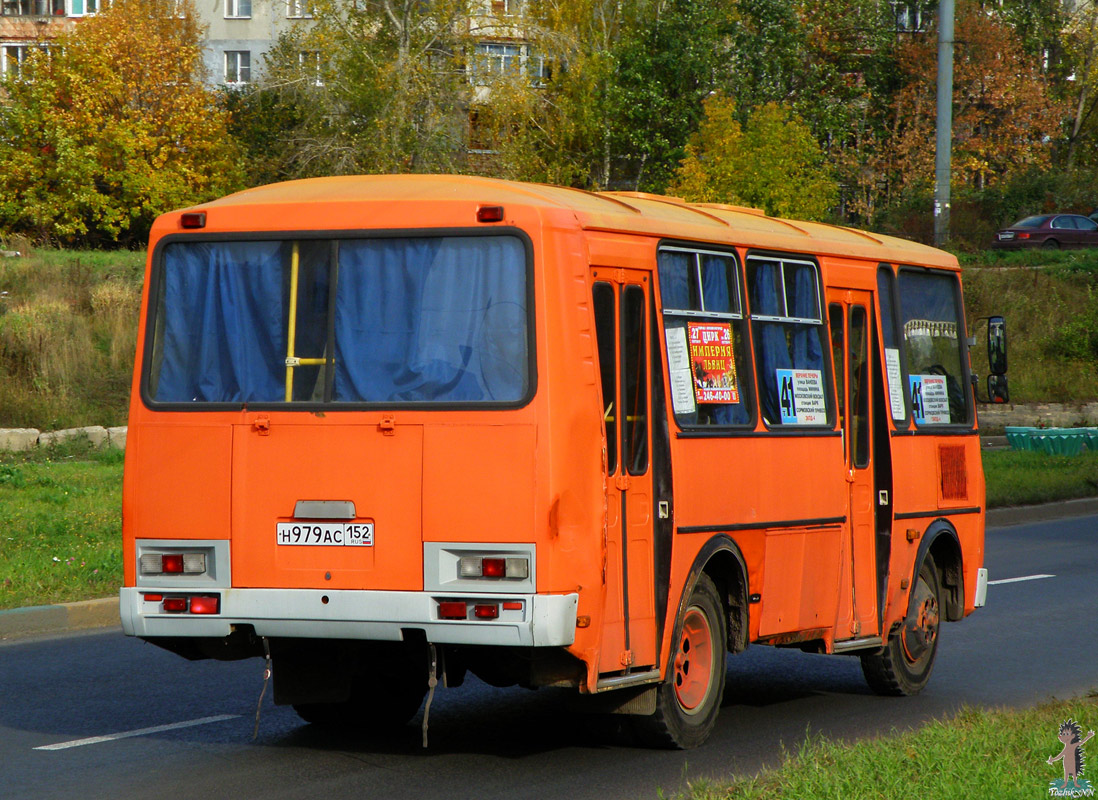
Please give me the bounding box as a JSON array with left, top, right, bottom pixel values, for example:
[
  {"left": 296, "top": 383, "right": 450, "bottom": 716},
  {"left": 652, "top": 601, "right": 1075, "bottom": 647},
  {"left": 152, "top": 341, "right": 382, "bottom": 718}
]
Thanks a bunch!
[{"left": 120, "top": 175, "right": 1003, "bottom": 748}]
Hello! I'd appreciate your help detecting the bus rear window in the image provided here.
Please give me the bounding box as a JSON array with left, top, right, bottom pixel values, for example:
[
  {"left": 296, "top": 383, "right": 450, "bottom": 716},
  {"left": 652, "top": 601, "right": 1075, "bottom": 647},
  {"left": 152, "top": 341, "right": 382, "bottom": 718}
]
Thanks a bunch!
[{"left": 147, "top": 235, "right": 531, "bottom": 406}]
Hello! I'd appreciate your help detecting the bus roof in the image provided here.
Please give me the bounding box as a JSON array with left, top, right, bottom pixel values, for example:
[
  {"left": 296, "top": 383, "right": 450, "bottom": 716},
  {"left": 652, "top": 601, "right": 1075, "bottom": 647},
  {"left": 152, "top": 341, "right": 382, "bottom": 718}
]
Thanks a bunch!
[{"left": 187, "top": 174, "right": 959, "bottom": 270}]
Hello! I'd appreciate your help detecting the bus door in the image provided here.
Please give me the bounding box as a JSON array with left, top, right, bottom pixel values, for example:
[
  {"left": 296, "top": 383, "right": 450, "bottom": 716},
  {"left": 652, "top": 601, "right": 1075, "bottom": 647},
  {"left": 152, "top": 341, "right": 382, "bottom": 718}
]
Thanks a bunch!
[
  {"left": 591, "top": 270, "right": 658, "bottom": 674},
  {"left": 827, "top": 288, "right": 880, "bottom": 639}
]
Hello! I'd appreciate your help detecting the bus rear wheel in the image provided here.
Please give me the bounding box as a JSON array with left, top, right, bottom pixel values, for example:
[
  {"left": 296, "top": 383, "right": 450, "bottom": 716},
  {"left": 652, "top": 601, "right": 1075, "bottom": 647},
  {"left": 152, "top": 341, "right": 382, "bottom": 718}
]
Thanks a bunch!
[
  {"left": 632, "top": 573, "right": 726, "bottom": 749},
  {"left": 861, "top": 557, "right": 942, "bottom": 696}
]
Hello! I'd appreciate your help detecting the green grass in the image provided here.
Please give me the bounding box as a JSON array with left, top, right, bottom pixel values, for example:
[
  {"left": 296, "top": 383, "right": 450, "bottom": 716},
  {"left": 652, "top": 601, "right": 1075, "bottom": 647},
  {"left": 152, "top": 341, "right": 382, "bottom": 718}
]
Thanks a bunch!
[
  {"left": 0, "top": 440, "right": 124, "bottom": 610},
  {"left": 673, "top": 696, "right": 1098, "bottom": 799},
  {"left": 984, "top": 449, "right": 1098, "bottom": 508},
  {"left": 963, "top": 264, "right": 1098, "bottom": 404}
]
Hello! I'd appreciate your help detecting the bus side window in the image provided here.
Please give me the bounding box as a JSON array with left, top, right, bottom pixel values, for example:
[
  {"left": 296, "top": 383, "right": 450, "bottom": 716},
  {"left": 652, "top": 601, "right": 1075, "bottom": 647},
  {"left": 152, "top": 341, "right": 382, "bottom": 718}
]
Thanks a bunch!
[
  {"left": 747, "top": 256, "right": 831, "bottom": 427},
  {"left": 897, "top": 269, "right": 971, "bottom": 427},
  {"left": 656, "top": 246, "right": 753, "bottom": 429}
]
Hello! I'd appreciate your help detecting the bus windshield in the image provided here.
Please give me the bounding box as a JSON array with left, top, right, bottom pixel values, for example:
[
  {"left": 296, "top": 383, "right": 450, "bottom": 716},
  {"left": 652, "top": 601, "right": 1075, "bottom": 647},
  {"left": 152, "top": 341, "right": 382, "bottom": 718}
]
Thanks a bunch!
[{"left": 146, "top": 234, "right": 531, "bottom": 406}]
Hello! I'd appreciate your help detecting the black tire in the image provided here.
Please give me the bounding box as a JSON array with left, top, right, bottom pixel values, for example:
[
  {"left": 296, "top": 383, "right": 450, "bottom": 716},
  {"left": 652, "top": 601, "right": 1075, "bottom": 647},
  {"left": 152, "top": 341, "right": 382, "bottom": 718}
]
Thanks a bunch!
[
  {"left": 1043, "top": 238, "right": 1060, "bottom": 249},
  {"left": 861, "top": 557, "right": 942, "bottom": 696},
  {"left": 294, "top": 659, "right": 428, "bottom": 729},
  {"left": 631, "top": 573, "right": 727, "bottom": 749}
]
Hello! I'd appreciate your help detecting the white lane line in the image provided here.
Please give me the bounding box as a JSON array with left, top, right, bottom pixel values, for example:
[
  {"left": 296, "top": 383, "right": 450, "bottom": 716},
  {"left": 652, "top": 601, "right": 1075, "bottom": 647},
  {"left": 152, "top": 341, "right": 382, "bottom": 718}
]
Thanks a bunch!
[
  {"left": 34, "top": 714, "right": 239, "bottom": 751},
  {"left": 988, "top": 574, "right": 1055, "bottom": 586}
]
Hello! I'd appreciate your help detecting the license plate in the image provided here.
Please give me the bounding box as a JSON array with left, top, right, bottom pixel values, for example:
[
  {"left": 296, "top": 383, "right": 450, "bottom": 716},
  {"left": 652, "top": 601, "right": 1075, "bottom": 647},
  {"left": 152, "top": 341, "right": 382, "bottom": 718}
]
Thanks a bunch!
[
  {"left": 998, "top": 232, "right": 1015, "bottom": 240},
  {"left": 276, "top": 522, "right": 374, "bottom": 546}
]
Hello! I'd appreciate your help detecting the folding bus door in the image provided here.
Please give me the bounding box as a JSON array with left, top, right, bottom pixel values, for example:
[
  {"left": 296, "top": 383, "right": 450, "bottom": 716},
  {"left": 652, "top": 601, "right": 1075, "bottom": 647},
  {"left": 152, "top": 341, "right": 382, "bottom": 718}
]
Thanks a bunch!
[
  {"left": 827, "top": 287, "right": 880, "bottom": 639},
  {"left": 591, "top": 269, "right": 658, "bottom": 675}
]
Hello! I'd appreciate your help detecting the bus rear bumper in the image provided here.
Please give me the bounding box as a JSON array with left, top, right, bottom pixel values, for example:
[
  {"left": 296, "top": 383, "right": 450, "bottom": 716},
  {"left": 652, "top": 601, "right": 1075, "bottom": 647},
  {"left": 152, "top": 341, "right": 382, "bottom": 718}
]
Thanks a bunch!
[{"left": 119, "top": 587, "right": 578, "bottom": 648}]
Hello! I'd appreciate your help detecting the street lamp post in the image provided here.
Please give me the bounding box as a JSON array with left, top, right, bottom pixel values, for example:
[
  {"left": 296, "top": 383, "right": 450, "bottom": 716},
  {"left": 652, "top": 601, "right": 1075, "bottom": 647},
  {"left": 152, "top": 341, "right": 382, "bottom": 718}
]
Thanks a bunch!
[{"left": 934, "top": 0, "right": 954, "bottom": 248}]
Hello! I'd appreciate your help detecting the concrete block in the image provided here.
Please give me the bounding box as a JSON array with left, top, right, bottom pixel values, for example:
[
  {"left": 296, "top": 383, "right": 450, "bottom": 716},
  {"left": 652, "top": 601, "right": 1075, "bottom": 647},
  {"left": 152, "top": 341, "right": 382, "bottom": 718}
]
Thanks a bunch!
[
  {"left": 38, "top": 426, "right": 109, "bottom": 449},
  {"left": 107, "top": 427, "right": 128, "bottom": 450},
  {"left": 0, "top": 428, "right": 40, "bottom": 452}
]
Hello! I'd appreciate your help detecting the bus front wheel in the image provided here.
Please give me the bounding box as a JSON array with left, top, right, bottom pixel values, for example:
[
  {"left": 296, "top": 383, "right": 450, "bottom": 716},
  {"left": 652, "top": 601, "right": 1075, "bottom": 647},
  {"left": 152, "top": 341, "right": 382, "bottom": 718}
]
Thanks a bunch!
[
  {"left": 861, "top": 556, "right": 942, "bottom": 696},
  {"left": 632, "top": 573, "right": 727, "bottom": 749}
]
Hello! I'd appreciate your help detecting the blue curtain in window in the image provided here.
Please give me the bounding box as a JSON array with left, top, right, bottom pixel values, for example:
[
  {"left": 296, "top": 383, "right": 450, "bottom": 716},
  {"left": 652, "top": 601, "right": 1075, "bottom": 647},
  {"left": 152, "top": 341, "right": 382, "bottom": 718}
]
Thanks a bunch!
[
  {"left": 791, "top": 265, "right": 824, "bottom": 370},
  {"left": 753, "top": 262, "right": 791, "bottom": 422},
  {"left": 334, "top": 236, "right": 528, "bottom": 403},
  {"left": 657, "top": 250, "right": 692, "bottom": 309},
  {"left": 154, "top": 242, "right": 284, "bottom": 403},
  {"left": 700, "top": 255, "right": 732, "bottom": 313}
]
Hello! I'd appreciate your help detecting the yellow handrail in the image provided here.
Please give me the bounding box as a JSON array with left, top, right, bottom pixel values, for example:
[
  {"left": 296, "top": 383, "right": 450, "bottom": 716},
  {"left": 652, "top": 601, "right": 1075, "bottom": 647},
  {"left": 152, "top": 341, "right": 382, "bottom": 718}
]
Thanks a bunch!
[{"left": 285, "top": 242, "right": 300, "bottom": 402}]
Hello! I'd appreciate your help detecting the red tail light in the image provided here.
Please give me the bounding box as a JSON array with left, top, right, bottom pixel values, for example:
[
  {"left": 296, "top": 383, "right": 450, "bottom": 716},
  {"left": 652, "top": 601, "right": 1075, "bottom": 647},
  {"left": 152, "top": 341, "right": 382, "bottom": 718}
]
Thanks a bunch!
[
  {"left": 189, "top": 596, "right": 220, "bottom": 615},
  {"left": 473, "top": 604, "right": 499, "bottom": 620},
  {"left": 438, "top": 601, "right": 467, "bottom": 620},
  {"left": 482, "top": 558, "right": 506, "bottom": 578},
  {"left": 163, "top": 597, "right": 188, "bottom": 613},
  {"left": 161, "top": 554, "right": 184, "bottom": 574},
  {"left": 1017, "top": 232, "right": 1030, "bottom": 239}
]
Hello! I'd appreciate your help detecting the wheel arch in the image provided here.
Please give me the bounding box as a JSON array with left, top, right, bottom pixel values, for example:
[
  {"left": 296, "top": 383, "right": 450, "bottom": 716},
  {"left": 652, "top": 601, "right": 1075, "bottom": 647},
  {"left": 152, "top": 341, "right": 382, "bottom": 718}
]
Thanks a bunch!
[
  {"left": 675, "top": 535, "right": 749, "bottom": 657},
  {"left": 912, "top": 519, "right": 964, "bottom": 622}
]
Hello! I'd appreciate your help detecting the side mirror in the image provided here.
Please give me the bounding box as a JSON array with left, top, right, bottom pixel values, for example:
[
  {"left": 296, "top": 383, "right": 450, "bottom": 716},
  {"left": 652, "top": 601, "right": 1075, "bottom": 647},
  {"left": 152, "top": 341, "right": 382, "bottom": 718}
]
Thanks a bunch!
[
  {"left": 988, "top": 374, "right": 1009, "bottom": 404},
  {"left": 987, "top": 316, "right": 1007, "bottom": 375}
]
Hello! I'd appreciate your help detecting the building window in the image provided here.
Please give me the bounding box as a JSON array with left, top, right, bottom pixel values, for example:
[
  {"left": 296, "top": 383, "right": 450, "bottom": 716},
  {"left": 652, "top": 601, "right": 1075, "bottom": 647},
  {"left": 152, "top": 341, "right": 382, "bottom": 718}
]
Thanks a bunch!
[
  {"left": 1, "top": 43, "right": 50, "bottom": 76},
  {"left": 226, "top": 0, "right": 250, "bottom": 17},
  {"left": 225, "top": 50, "right": 251, "bottom": 85},
  {"left": 471, "top": 42, "right": 547, "bottom": 86},
  {"left": 287, "top": 0, "right": 312, "bottom": 18},
  {"left": 299, "top": 50, "right": 322, "bottom": 85},
  {"left": 891, "top": 1, "right": 927, "bottom": 33},
  {"left": 1, "top": 0, "right": 65, "bottom": 16},
  {"left": 1, "top": 44, "right": 27, "bottom": 76}
]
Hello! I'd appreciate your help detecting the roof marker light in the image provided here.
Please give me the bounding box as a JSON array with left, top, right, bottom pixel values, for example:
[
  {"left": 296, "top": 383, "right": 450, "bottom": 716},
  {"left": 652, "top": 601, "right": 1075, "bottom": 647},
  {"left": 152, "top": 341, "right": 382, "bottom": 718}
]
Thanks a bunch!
[
  {"left": 476, "top": 205, "right": 504, "bottom": 223},
  {"left": 180, "top": 212, "right": 207, "bottom": 229}
]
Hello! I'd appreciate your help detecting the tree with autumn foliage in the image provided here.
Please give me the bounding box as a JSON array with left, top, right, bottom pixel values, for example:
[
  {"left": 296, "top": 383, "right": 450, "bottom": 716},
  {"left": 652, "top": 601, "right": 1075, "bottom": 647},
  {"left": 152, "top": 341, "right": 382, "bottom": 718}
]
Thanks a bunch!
[
  {"left": 0, "top": 0, "right": 242, "bottom": 246},
  {"left": 885, "top": 1, "right": 1065, "bottom": 198},
  {"left": 670, "top": 95, "right": 838, "bottom": 221}
]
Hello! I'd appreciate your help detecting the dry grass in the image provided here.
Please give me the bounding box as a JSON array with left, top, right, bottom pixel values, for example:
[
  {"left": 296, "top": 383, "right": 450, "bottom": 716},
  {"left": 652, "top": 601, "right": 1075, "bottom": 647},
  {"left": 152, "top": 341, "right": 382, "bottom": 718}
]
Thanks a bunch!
[{"left": 0, "top": 246, "right": 144, "bottom": 429}]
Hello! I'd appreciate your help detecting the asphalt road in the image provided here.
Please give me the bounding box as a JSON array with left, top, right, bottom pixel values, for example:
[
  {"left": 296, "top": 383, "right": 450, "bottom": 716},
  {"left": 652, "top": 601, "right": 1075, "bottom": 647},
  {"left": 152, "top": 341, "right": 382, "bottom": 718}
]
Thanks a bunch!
[{"left": 3, "top": 513, "right": 1096, "bottom": 800}]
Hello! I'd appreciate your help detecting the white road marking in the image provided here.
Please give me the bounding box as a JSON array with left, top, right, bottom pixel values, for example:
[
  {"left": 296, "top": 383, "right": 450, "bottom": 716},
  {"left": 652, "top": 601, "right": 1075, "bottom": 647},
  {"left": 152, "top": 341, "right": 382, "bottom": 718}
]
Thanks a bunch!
[
  {"left": 988, "top": 574, "right": 1055, "bottom": 586},
  {"left": 34, "top": 714, "right": 239, "bottom": 751}
]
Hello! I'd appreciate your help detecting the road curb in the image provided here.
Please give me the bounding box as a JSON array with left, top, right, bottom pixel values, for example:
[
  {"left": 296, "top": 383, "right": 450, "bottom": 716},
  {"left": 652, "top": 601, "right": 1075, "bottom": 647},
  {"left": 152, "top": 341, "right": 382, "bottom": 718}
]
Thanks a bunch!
[
  {"left": 987, "top": 497, "right": 1098, "bottom": 528},
  {"left": 0, "top": 597, "right": 118, "bottom": 641}
]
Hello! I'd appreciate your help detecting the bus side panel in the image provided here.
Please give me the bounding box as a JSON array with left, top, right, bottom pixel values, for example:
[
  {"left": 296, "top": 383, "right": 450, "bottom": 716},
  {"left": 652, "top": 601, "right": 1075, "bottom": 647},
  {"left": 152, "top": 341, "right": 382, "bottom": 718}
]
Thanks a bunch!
[
  {"left": 667, "top": 436, "right": 847, "bottom": 644},
  {"left": 885, "top": 433, "right": 985, "bottom": 628}
]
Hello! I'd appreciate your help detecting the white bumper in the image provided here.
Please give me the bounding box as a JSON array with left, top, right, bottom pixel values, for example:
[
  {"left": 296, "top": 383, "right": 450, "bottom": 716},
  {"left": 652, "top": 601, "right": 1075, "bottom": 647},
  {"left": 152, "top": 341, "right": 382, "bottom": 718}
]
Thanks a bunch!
[{"left": 119, "top": 587, "right": 578, "bottom": 648}]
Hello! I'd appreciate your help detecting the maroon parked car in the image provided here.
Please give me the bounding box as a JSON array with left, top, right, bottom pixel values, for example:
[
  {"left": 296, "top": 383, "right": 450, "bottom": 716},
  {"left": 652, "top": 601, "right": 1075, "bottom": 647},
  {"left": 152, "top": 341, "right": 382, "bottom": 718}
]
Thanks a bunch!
[{"left": 993, "top": 213, "right": 1098, "bottom": 249}]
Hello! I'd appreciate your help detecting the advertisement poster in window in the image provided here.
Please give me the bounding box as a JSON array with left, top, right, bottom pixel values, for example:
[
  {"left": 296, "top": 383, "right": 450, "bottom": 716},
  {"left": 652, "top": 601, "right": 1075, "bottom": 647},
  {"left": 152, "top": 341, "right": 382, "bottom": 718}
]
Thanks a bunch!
[
  {"left": 909, "top": 374, "right": 951, "bottom": 424},
  {"left": 775, "top": 368, "right": 827, "bottom": 425},
  {"left": 688, "top": 321, "right": 739, "bottom": 404}
]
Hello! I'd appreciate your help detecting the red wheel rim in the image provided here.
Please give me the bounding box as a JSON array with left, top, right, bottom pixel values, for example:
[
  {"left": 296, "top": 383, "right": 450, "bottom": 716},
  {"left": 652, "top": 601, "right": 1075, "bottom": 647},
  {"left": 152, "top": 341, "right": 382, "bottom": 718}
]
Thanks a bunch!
[
  {"left": 900, "top": 577, "right": 939, "bottom": 664},
  {"left": 674, "top": 606, "right": 713, "bottom": 713}
]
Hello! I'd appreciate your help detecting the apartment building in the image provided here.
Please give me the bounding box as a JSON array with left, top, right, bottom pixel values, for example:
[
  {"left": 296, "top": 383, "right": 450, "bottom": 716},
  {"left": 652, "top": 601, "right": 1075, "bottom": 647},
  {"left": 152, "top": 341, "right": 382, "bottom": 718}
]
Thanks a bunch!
[{"left": 0, "top": 0, "right": 82, "bottom": 78}]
